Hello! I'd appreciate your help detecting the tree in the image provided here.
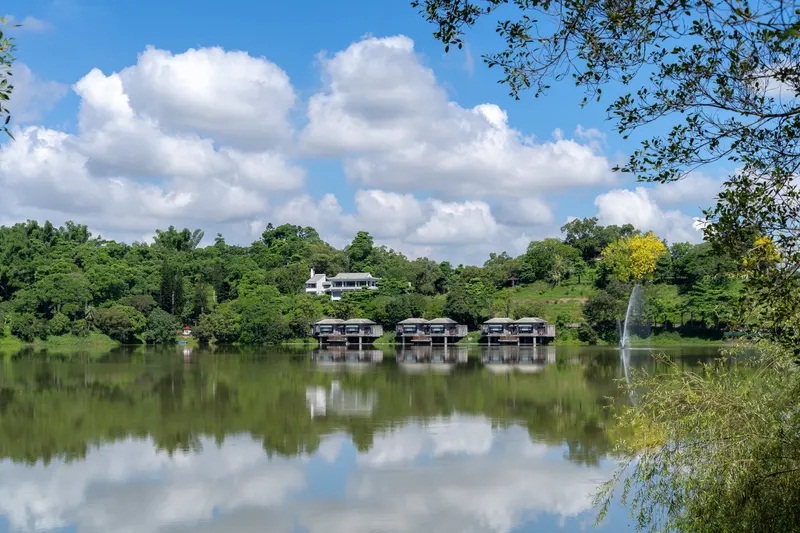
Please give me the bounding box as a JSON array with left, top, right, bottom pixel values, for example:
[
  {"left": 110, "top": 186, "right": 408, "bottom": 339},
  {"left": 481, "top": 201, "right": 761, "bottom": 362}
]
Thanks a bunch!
[
  {"left": 0, "top": 18, "right": 16, "bottom": 137},
  {"left": 143, "top": 308, "right": 179, "bottom": 344},
  {"left": 596, "top": 347, "right": 800, "bottom": 532},
  {"left": 346, "top": 231, "right": 375, "bottom": 272},
  {"left": 413, "top": 0, "right": 800, "bottom": 345},
  {"left": 600, "top": 233, "right": 667, "bottom": 283},
  {"left": 519, "top": 239, "right": 581, "bottom": 283},
  {"left": 93, "top": 305, "right": 146, "bottom": 343}
]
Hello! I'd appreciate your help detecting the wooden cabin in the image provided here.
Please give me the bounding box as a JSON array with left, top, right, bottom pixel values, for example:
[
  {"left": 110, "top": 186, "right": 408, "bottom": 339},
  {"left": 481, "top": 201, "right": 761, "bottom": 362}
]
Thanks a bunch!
[
  {"left": 395, "top": 317, "right": 468, "bottom": 345},
  {"left": 479, "top": 317, "right": 556, "bottom": 345},
  {"left": 311, "top": 318, "right": 384, "bottom": 346}
]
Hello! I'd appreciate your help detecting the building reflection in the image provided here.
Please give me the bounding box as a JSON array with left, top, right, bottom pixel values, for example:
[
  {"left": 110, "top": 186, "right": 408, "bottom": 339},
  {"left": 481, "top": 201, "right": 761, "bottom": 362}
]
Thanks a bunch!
[
  {"left": 304, "top": 380, "right": 377, "bottom": 418},
  {"left": 481, "top": 345, "right": 557, "bottom": 373},
  {"left": 311, "top": 347, "right": 383, "bottom": 372},
  {"left": 396, "top": 345, "right": 468, "bottom": 373}
]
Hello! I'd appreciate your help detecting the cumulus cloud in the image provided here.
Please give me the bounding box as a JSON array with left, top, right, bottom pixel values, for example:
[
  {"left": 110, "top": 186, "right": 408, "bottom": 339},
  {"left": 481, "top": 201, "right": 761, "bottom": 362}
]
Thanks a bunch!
[
  {"left": 7, "top": 63, "right": 67, "bottom": 123},
  {"left": 0, "top": 49, "right": 304, "bottom": 240},
  {"left": 649, "top": 172, "right": 723, "bottom": 207},
  {"left": 302, "top": 35, "right": 614, "bottom": 198},
  {"left": 119, "top": 46, "right": 296, "bottom": 149},
  {"left": 594, "top": 187, "right": 704, "bottom": 244}
]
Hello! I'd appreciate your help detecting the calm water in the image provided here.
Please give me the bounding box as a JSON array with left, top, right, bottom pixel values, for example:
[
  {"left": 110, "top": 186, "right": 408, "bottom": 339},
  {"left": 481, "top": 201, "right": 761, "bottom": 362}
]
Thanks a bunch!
[{"left": 0, "top": 345, "right": 726, "bottom": 533}]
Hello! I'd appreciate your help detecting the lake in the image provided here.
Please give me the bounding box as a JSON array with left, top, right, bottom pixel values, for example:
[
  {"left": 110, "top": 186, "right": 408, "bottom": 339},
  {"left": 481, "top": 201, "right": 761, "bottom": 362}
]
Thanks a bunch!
[{"left": 0, "top": 345, "right": 726, "bottom": 532}]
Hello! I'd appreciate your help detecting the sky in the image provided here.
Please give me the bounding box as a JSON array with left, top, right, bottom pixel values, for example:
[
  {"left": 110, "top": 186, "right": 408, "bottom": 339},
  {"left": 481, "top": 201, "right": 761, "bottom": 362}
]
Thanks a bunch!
[{"left": 2, "top": 0, "right": 724, "bottom": 264}]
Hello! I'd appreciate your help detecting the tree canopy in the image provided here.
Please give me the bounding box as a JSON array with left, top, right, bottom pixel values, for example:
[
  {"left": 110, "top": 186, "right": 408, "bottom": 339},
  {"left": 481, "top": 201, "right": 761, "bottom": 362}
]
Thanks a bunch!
[
  {"left": 0, "top": 17, "right": 16, "bottom": 137},
  {"left": 413, "top": 0, "right": 800, "bottom": 347}
]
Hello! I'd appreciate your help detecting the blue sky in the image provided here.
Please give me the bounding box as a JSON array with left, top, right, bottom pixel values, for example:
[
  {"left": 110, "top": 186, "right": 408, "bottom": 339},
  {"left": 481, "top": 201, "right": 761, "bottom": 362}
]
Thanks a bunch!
[{"left": 2, "top": 0, "right": 721, "bottom": 263}]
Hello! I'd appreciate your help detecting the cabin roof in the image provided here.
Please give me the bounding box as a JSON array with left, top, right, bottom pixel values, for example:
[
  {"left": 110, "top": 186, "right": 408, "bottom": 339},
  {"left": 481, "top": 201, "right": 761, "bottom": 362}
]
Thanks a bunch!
[
  {"left": 327, "top": 272, "right": 380, "bottom": 281},
  {"left": 428, "top": 317, "right": 458, "bottom": 325},
  {"left": 315, "top": 318, "right": 345, "bottom": 325},
  {"left": 398, "top": 318, "right": 429, "bottom": 325},
  {"left": 484, "top": 317, "right": 514, "bottom": 324},
  {"left": 514, "top": 317, "right": 547, "bottom": 324},
  {"left": 306, "top": 273, "right": 326, "bottom": 283},
  {"left": 344, "top": 318, "right": 377, "bottom": 325}
]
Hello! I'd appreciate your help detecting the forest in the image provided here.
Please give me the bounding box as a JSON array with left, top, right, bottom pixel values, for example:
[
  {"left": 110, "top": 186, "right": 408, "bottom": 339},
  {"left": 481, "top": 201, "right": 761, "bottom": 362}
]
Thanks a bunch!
[{"left": 0, "top": 218, "right": 745, "bottom": 348}]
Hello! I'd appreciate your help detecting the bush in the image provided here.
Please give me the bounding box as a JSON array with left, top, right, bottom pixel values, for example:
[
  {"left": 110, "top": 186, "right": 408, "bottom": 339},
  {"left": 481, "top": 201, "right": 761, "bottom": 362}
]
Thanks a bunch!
[
  {"left": 578, "top": 324, "right": 599, "bottom": 345},
  {"left": 10, "top": 313, "right": 46, "bottom": 342},
  {"left": 144, "top": 308, "right": 180, "bottom": 344},
  {"left": 71, "top": 319, "right": 90, "bottom": 337},
  {"left": 47, "top": 312, "right": 71, "bottom": 336}
]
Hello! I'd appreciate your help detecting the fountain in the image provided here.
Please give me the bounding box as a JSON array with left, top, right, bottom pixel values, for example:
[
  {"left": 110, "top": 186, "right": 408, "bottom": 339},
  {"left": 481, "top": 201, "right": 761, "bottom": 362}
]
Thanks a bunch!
[
  {"left": 620, "top": 285, "right": 647, "bottom": 405},
  {"left": 620, "top": 284, "right": 647, "bottom": 348}
]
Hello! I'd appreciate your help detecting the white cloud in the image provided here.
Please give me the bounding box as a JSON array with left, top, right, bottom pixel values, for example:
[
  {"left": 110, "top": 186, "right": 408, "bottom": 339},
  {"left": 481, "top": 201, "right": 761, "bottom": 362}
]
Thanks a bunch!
[
  {"left": 8, "top": 63, "right": 67, "bottom": 122},
  {"left": 649, "top": 173, "right": 723, "bottom": 207},
  {"left": 0, "top": 50, "right": 303, "bottom": 240},
  {"left": 594, "top": 187, "right": 704, "bottom": 244},
  {"left": 342, "top": 189, "right": 427, "bottom": 238},
  {"left": 120, "top": 46, "right": 296, "bottom": 149},
  {"left": 410, "top": 200, "right": 498, "bottom": 245},
  {"left": 5, "top": 15, "right": 50, "bottom": 32},
  {"left": 302, "top": 35, "right": 614, "bottom": 199}
]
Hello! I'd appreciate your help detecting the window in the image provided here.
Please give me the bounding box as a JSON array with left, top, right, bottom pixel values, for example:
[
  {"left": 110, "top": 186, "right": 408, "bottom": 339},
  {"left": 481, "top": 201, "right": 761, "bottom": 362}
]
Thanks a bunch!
[
  {"left": 345, "top": 325, "right": 360, "bottom": 334},
  {"left": 518, "top": 325, "right": 534, "bottom": 333},
  {"left": 430, "top": 326, "right": 445, "bottom": 334},
  {"left": 488, "top": 325, "right": 504, "bottom": 333},
  {"left": 402, "top": 326, "right": 417, "bottom": 333},
  {"left": 318, "top": 325, "right": 334, "bottom": 334}
]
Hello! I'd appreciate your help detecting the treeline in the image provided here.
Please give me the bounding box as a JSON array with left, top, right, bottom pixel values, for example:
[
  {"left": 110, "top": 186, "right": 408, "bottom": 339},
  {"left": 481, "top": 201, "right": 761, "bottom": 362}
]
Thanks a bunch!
[{"left": 0, "top": 218, "right": 744, "bottom": 346}]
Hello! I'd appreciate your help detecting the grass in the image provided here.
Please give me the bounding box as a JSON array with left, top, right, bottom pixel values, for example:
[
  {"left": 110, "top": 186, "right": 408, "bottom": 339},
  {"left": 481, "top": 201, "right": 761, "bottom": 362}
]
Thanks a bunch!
[
  {"left": 494, "top": 278, "right": 597, "bottom": 323},
  {"left": 628, "top": 332, "right": 727, "bottom": 346}
]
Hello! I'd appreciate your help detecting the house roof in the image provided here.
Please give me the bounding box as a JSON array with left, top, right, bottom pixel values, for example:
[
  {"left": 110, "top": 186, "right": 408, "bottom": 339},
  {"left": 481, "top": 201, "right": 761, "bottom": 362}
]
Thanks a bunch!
[
  {"left": 315, "top": 318, "right": 345, "bottom": 325},
  {"left": 306, "top": 273, "right": 326, "bottom": 284},
  {"left": 484, "top": 317, "right": 514, "bottom": 324},
  {"left": 398, "top": 318, "right": 429, "bottom": 325},
  {"left": 327, "top": 272, "right": 380, "bottom": 281},
  {"left": 515, "top": 317, "right": 547, "bottom": 324},
  {"left": 344, "top": 318, "right": 377, "bottom": 325},
  {"left": 428, "top": 317, "right": 458, "bottom": 325}
]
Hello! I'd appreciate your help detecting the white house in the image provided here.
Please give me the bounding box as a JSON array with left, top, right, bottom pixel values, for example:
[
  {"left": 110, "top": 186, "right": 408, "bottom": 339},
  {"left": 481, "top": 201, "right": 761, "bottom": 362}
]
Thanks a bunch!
[
  {"left": 305, "top": 269, "right": 330, "bottom": 296},
  {"left": 304, "top": 269, "right": 380, "bottom": 300}
]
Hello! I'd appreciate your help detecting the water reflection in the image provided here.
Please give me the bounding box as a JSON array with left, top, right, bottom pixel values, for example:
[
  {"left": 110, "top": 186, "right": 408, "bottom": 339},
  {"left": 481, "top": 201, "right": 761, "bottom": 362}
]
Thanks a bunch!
[
  {"left": 305, "top": 380, "right": 377, "bottom": 418},
  {"left": 0, "top": 345, "right": 730, "bottom": 532}
]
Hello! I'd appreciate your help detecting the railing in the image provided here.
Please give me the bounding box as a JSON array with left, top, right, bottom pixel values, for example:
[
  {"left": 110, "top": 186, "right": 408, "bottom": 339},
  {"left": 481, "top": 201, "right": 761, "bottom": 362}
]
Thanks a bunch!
[
  {"left": 480, "top": 324, "right": 556, "bottom": 336},
  {"left": 395, "top": 325, "right": 468, "bottom": 337}
]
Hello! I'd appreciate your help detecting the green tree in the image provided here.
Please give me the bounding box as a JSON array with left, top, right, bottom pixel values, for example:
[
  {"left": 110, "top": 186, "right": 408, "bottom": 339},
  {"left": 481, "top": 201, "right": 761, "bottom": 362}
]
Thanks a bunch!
[
  {"left": 346, "top": 231, "right": 375, "bottom": 272},
  {"left": 520, "top": 239, "right": 581, "bottom": 283},
  {"left": 414, "top": 0, "right": 800, "bottom": 346},
  {"left": 195, "top": 301, "right": 241, "bottom": 344},
  {"left": 144, "top": 308, "right": 179, "bottom": 344},
  {"left": 237, "top": 285, "right": 289, "bottom": 344},
  {"left": 93, "top": 305, "right": 146, "bottom": 343},
  {"left": 158, "top": 259, "right": 184, "bottom": 315},
  {"left": 0, "top": 18, "right": 15, "bottom": 137}
]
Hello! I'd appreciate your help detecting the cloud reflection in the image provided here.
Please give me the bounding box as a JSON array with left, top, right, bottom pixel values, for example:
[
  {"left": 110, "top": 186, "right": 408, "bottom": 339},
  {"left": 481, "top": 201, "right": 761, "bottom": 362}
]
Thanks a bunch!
[{"left": 0, "top": 417, "right": 616, "bottom": 532}]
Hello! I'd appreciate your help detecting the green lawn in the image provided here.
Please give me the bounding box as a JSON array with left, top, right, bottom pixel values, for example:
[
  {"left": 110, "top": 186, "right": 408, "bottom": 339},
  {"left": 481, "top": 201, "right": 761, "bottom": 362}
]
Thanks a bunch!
[{"left": 493, "top": 278, "right": 596, "bottom": 323}]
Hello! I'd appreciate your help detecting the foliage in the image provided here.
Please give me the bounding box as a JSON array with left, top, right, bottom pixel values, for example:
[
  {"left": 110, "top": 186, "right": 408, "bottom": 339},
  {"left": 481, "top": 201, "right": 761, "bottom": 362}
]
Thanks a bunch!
[
  {"left": 601, "top": 233, "right": 667, "bottom": 283},
  {"left": 93, "top": 305, "right": 146, "bottom": 343},
  {"left": 597, "top": 345, "right": 800, "bottom": 532},
  {"left": 0, "top": 18, "right": 15, "bottom": 137},
  {"left": 0, "top": 218, "right": 745, "bottom": 347},
  {"left": 143, "top": 308, "right": 179, "bottom": 345}
]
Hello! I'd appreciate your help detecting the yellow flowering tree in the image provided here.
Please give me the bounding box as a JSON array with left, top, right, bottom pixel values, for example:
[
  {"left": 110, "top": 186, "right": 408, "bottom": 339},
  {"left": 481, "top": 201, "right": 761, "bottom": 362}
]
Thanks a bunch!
[{"left": 601, "top": 232, "right": 667, "bottom": 283}]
